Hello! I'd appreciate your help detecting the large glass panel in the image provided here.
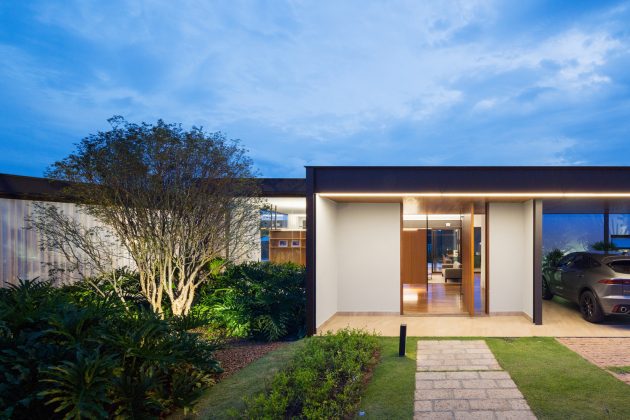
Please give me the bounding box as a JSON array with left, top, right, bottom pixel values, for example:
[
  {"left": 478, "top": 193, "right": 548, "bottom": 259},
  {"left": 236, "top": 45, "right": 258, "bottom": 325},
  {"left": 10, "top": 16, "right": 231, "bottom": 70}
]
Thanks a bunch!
[
  {"left": 543, "top": 214, "right": 604, "bottom": 254},
  {"left": 260, "top": 197, "right": 306, "bottom": 264}
]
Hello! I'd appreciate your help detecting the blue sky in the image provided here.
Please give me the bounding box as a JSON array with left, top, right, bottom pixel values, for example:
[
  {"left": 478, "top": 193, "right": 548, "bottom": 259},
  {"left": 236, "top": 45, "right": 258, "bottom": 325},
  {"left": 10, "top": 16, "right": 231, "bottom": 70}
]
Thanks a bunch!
[{"left": 1, "top": 1, "right": 630, "bottom": 177}]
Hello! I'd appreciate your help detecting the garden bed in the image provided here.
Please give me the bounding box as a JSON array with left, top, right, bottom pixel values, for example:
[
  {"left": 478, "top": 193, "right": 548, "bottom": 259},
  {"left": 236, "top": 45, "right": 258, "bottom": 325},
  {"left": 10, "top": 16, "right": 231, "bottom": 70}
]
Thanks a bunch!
[{"left": 213, "top": 339, "right": 288, "bottom": 379}]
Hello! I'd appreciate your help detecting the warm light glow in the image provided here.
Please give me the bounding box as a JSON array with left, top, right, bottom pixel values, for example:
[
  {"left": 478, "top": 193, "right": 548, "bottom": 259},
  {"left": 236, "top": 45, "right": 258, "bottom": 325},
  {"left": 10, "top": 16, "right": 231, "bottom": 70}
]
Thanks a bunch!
[
  {"left": 404, "top": 214, "right": 462, "bottom": 220},
  {"left": 319, "top": 192, "right": 630, "bottom": 198}
]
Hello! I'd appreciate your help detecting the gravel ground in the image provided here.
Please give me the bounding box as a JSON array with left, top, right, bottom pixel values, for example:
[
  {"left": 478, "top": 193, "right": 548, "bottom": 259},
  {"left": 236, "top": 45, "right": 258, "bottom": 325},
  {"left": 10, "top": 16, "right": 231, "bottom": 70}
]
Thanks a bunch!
[{"left": 213, "top": 340, "right": 288, "bottom": 379}]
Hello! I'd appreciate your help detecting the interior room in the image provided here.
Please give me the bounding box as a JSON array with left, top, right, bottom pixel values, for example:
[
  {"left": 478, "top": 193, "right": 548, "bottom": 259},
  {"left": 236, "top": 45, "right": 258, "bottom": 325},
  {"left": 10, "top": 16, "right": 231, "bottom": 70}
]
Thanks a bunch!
[
  {"left": 260, "top": 197, "right": 307, "bottom": 265},
  {"left": 401, "top": 198, "right": 486, "bottom": 316}
]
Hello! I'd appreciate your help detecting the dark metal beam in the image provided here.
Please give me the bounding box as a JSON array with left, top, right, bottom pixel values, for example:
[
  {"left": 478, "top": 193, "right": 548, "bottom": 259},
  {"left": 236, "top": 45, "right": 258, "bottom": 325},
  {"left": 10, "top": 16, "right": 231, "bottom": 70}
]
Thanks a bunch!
[
  {"left": 604, "top": 209, "right": 610, "bottom": 250},
  {"left": 305, "top": 167, "right": 316, "bottom": 336},
  {"left": 533, "top": 199, "right": 543, "bottom": 325}
]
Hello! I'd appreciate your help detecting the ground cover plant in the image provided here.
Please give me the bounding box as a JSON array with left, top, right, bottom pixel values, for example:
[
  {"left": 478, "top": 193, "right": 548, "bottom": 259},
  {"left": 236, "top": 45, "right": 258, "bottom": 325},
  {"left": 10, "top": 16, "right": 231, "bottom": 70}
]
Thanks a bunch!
[
  {"left": 195, "top": 261, "right": 306, "bottom": 341},
  {"left": 243, "top": 329, "right": 379, "bottom": 419},
  {"left": 0, "top": 279, "right": 220, "bottom": 419}
]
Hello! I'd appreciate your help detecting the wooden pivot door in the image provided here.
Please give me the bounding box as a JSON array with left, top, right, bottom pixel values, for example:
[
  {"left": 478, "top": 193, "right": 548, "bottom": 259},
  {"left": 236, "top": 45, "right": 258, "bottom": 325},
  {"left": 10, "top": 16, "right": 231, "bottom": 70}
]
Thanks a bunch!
[
  {"left": 401, "top": 229, "right": 427, "bottom": 286},
  {"left": 461, "top": 205, "right": 475, "bottom": 316}
]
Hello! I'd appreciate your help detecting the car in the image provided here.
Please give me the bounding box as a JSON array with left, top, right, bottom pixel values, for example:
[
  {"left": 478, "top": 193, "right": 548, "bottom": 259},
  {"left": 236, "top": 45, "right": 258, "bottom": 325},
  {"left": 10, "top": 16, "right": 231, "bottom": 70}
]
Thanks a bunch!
[{"left": 542, "top": 251, "right": 630, "bottom": 323}]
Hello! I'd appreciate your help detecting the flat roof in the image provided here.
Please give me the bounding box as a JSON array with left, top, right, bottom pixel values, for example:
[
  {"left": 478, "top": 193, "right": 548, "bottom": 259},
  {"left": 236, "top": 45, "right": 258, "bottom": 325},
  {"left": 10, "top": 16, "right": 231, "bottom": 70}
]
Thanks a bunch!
[
  {"left": 0, "top": 173, "right": 306, "bottom": 202},
  {"left": 308, "top": 166, "right": 630, "bottom": 213}
]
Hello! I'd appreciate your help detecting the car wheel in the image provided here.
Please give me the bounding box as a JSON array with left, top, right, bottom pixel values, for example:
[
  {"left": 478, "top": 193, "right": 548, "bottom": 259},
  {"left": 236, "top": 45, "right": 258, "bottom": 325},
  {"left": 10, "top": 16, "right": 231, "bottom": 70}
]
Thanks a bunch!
[
  {"left": 542, "top": 278, "right": 554, "bottom": 300},
  {"left": 579, "top": 290, "right": 604, "bottom": 323}
]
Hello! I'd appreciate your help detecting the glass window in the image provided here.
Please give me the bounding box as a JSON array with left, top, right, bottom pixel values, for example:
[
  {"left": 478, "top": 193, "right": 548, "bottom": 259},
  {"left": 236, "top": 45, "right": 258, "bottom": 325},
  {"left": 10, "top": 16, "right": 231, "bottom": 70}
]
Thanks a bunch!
[
  {"left": 557, "top": 253, "right": 576, "bottom": 268},
  {"left": 608, "top": 260, "right": 630, "bottom": 274}
]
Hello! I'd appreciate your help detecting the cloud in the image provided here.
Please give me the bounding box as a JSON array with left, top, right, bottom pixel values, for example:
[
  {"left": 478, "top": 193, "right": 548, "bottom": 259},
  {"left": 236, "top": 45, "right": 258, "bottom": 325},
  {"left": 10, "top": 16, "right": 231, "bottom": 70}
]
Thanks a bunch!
[{"left": 1, "top": 1, "right": 630, "bottom": 176}]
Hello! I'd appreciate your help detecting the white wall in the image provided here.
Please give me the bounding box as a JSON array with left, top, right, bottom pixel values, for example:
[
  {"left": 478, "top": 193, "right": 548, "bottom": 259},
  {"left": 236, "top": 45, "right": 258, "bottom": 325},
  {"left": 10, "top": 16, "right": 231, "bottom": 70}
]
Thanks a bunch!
[
  {"left": 488, "top": 201, "right": 534, "bottom": 316},
  {"left": 315, "top": 196, "right": 338, "bottom": 327},
  {"left": 336, "top": 203, "right": 400, "bottom": 313}
]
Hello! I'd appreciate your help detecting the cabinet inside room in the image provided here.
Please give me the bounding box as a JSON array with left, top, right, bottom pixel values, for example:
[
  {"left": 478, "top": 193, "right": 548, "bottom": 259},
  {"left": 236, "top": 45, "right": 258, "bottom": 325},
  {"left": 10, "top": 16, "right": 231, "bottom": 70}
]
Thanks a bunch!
[{"left": 269, "top": 230, "right": 306, "bottom": 265}]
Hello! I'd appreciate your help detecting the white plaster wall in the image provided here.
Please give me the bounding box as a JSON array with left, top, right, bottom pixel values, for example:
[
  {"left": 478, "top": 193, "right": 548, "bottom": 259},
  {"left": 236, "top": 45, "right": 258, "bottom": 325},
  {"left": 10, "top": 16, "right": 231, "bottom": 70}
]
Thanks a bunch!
[
  {"left": 315, "top": 196, "right": 338, "bottom": 327},
  {"left": 488, "top": 202, "right": 534, "bottom": 315},
  {"left": 336, "top": 203, "right": 400, "bottom": 313}
]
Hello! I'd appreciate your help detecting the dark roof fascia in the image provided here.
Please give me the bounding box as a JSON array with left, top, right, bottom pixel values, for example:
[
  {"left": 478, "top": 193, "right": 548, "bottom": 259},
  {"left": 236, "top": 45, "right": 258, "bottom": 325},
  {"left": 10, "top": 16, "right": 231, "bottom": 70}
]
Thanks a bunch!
[
  {"left": 0, "top": 173, "right": 307, "bottom": 203},
  {"left": 307, "top": 166, "right": 630, "bottom": 193}
]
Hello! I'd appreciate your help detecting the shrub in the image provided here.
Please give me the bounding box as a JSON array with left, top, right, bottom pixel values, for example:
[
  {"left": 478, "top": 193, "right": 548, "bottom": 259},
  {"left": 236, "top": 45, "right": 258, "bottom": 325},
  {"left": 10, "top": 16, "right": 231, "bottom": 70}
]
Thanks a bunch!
[
  {"left": 543, "top": 248, "right": 565, "bottom": 269},
  {"left": 244, "top": 329, "right": 380, "bottom": 419},
  {"left": 195, "top": 261, "right": 306, "bottom": 341},
  {"left": 0, "top": 279, "right": 220, "bottom": 419}
]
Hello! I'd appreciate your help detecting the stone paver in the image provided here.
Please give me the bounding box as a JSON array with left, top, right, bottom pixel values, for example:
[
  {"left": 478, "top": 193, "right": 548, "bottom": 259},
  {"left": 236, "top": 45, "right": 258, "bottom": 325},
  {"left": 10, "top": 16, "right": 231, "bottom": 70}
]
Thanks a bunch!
[
  {"left": 558, "top": 337, "right": 630, "bottom": 384},
  {"left": 414, "top": 340, "right": 536, "bottom": 420}
]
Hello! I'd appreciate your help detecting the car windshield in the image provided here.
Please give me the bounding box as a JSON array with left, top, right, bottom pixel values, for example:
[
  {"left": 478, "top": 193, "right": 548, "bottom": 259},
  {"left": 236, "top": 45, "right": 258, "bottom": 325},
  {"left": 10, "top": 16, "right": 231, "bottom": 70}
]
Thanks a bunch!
[{"left": 607, "top": 260, "right": 630, "bottom": 274}]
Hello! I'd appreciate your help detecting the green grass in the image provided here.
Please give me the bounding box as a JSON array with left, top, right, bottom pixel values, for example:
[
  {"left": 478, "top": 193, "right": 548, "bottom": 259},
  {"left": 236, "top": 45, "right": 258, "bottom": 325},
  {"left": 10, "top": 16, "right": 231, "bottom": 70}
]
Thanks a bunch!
[
  {"left": 176, "top": 336, "right": 630, "bottom": 420},
  {"left": 358, "top": 337, "right": 630, "bottom": 420},
  {"left": 487, "top": 337, "right": 630, "bottom": 420},
  {"left": 356, "top": 337, "right": 418, "bottom": 419},
  {"left": 607, "top": 366, "right": 630, "bottom": 374},
  {"left": 172, "top": 340, "right": 304, "bottom": 419}
]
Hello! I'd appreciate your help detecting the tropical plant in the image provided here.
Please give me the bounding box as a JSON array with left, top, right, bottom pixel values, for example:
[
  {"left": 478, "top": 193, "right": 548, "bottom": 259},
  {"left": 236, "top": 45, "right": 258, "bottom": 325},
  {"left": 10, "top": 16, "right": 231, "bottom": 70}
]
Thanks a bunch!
[
  {"left": 195, "top": 261, "right": 306, "bottom": 341},
  {"left": 590, "top": 240, "right": 618, "bottom": 252},
  {"left": 543, "top": 248, "right": 565, "bottom": 269},
  {"left": 0, "top": 279, "right": 220, "bottom": 419}
]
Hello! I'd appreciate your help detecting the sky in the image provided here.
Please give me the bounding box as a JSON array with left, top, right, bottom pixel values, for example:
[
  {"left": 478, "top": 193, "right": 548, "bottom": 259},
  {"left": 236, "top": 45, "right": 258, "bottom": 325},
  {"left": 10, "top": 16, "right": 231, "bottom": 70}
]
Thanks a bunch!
[{"left": 1, "top": 1, "right": 630, "bottom": 178}]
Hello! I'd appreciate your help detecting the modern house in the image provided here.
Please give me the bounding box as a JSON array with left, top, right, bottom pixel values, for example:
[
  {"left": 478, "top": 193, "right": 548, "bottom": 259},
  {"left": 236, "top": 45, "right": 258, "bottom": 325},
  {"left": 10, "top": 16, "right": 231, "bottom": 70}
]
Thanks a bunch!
[{"left": 2, "top": 166, "right": 630, "bottom": 336}]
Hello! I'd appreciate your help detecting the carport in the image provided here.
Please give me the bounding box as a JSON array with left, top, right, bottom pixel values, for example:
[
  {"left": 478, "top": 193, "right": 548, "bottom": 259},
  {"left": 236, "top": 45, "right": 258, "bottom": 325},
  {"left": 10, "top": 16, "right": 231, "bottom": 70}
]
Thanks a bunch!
[{"left": 305, "top": 166, "right": 630, "bottom": 335}]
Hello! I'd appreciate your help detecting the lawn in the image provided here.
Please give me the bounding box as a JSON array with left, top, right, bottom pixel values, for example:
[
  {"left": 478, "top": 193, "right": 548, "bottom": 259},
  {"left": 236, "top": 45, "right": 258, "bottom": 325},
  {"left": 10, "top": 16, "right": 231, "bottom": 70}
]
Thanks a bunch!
[
  {"left": 179, "top": 336, "right": 630, "bottom": 419},
  {"left": 487, "top": 337, "right": 630, "bottom": 419},
  {"left": 607, "top": 366, "right": 630, "bottom": 374},
  {"left": 172, "top": 340, "right": 304, "bottom": 419},
  {"left": 357, "top": 337, "right": 630, "bottom": 420}
]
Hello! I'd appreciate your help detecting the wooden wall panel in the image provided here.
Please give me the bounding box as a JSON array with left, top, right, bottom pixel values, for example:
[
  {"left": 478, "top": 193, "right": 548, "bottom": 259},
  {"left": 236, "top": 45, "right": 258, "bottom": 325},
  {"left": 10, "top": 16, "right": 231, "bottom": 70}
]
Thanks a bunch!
[
  {"left": 461, "top": 205, "right": 475, "bottom": 316},
  {"left": 401, "top": 229, "right": 427, "bottom": 285}
]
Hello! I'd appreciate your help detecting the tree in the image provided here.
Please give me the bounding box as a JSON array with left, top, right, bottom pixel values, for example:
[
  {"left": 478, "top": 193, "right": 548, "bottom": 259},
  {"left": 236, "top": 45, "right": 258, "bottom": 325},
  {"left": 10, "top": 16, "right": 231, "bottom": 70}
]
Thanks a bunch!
[
  {"left": 45, "top": 116, "right": 263, "bottom": 315},
  {"left": 26, "top": 202, "right": 131, "bottom": 306}
]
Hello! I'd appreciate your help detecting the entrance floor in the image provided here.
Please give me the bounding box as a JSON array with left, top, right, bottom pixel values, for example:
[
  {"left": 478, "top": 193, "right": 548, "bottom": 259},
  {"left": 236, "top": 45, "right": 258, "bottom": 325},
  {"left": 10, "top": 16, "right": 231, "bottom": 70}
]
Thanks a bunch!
[
  {"left": 403, "top": 274, "right": 485, "bottom": 315},
  {"left": 319, "top": 298, "right": 630, "bottom": 337}
]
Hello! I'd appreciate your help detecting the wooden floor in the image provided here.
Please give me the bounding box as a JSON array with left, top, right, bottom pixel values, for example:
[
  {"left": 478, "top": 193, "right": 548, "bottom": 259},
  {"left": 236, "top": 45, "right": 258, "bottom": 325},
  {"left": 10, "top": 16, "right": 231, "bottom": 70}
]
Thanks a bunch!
[
  {"left": 403, "top": 273, "right": 484, "bottom": 315},
  {"left": 319, "top": 296, "right": 630, "bottom": 337}
]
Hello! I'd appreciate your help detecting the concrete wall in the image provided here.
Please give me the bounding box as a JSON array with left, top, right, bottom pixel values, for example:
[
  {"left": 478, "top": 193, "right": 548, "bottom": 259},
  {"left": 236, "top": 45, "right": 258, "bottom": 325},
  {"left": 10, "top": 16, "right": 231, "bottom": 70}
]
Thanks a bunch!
[
  {"left": 336, "top": 203, "right": 400, "bottom": 313},
  {"left": 315, "top": 196, "right": 338, "bottom": 327},
  {"left": 488, "top": 201, "right": 534, "bottom": 316}
]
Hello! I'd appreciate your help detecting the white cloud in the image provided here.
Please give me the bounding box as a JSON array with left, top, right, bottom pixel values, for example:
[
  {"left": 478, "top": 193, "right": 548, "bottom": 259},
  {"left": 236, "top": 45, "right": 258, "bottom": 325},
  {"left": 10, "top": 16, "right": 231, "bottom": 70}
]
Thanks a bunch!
[{"left": 2, "top": 0, "right": 630, "bottom": 175}]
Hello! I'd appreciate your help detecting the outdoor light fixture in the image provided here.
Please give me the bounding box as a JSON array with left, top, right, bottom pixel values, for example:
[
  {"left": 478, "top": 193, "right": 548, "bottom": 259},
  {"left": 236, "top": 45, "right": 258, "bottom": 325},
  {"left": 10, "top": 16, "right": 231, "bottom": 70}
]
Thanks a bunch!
[{"left": 399, "top": 324, "right": 407, "bottom": 357}]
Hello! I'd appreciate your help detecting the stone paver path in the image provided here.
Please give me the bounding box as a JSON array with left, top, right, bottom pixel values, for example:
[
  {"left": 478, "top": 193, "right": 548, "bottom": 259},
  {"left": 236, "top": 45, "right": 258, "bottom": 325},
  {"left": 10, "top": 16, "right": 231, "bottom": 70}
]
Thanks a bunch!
[
  {"left": 415, "top": 340, "right": 536, "bottom": 419},
  {"left": 558, "top": 337, "right": 630, "bottom": 384}
]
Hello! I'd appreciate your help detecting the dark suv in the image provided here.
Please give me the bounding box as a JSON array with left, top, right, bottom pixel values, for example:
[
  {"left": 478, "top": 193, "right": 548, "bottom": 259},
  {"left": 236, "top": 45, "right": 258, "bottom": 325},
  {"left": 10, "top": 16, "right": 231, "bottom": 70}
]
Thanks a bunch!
[{"left": 542, "top": 252, "right": 630, "bottom": 323}]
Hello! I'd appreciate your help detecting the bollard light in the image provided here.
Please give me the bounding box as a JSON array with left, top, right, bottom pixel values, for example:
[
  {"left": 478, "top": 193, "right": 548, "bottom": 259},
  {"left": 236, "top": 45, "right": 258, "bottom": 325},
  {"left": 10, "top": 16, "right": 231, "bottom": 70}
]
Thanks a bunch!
[{"left": 399, "top": 323, "right": 407, "bottom": 356}]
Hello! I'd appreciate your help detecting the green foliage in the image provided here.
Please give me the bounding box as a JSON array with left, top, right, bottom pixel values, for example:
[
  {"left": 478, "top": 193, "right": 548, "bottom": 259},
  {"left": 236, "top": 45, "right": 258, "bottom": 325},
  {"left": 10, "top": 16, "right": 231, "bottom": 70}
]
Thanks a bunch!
[
  {"left": 590, "top": 240, "right": 618, "bottom": 251},
  {"left": 243, "top": 329, "right": 379, "bottom": 419},
  {"left": 543, "top": 248, "right": 564, "bottom": 268},
  {"left": 0, "top": 279, "right": 220, "bottom": 419},
  {"left": 195, "top": 261, "right": 306, "bottom": 341}
]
